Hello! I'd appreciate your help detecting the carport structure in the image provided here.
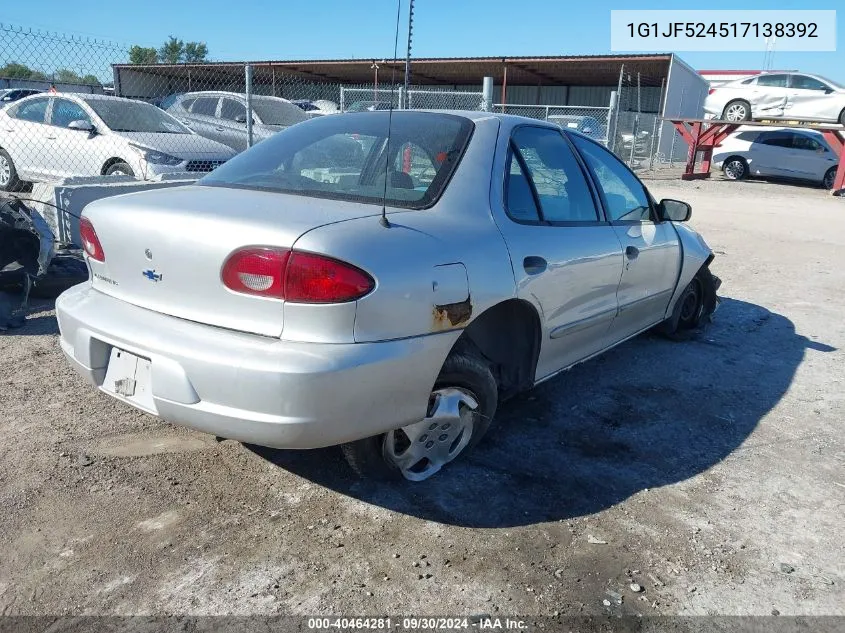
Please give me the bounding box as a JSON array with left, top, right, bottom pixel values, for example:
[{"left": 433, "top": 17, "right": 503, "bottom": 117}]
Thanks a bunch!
[{"left": 666, "top": 118, "right": 845, "bottom": 194}]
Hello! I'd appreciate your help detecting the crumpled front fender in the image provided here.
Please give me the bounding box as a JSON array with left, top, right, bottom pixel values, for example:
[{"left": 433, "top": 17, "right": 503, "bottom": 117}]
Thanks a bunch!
[{"left": 665, "top": 221, "right": 715, "bottom": 320}]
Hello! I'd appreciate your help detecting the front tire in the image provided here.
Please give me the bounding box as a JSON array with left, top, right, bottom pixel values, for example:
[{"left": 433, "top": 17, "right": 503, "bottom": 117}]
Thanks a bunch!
[
  {"left": 659, "top": 266, "right": 720, "bottom": 338},
  {"left": 341, "top": 349, "right": 498, "bottom": 481},
  {"left": 722, "top": 100, "right": 751, "bottom": 122},
  {"left": 0, "top": 149, "right": 23, "bottom": 192},
  {"left": 839, "top": 108, "right": 845, "bottom": 126},
  {"left": 822, "top": 166, "right": 837, "bottom": 190},
  {"left": 722, "top": 156, "right": 748, "bottom": 180},
  {"left": 104, "top": 161, "right": 134, "bottom": 177}
]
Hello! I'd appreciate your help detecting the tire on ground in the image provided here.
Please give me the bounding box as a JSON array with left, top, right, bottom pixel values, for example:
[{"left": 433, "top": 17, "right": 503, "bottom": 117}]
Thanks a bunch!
[
  {"left": 104, "top": 161, "right": 134, "bottom": 177},
  {"left": 341, "top": 348, "right": 498, "bottom": 480},
  {"left": 658, "top": 266, "right": 720, "bottom": 339}
]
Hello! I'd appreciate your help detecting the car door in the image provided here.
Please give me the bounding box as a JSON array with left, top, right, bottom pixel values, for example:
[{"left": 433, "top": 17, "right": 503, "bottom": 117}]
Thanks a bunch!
[
  {"left": 184, "top": 96, "right": 222, "bottom": 145},
  {"left": 44, "top": 97, "right": 102, "bottom": 178},
  {"left": 787, "top": 75, "right": 839, "bottom": 121},
  {"left": 789, "top": 133, "right": 838, "bottom": 180},
  {"left": 569, "top": 133, "right": 681, "bottom": 343},
  {"left": 751, "top": 74, "right": 790, "bottom": 118},
  {"left": 496, "top": 126, "right": 624, "bottom": 379},
  {"left": 752, "top": 132, "right": 795, "bottom": 177},
  {"left": 218, "top": 98, "right": 249, "bottom": 151},
  {"left": 2, "top": 96, "right": 51, "bottom": 180}
]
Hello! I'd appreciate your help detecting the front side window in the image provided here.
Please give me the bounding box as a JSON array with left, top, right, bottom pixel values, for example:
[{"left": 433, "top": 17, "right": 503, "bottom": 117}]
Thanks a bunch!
[
  {"left": 200, "top": 111, "right": 473, "bottom": 210},
  {"left": 220, "top": 98, "right": 246, "bottom": 122},
  {"left": 790, "top": 75, "right": 829, "bottom": 91},
  {"left": 756, "top": 74, "right": 788, "bottom": 88},
  {"left": 507, "top": 127, "right": 598, "bottom": 223},
  {"left": 51, "top": 99, "right": 91, "bottom": 128},
  {"left": 12, "top": 98, "right": 49, "bottom": 123},
  {"left": 792, "top": 135, "right": 823, "bottom": 151},
  {"left": 570, "top": 134, "right": 651, "bottom": 222}
]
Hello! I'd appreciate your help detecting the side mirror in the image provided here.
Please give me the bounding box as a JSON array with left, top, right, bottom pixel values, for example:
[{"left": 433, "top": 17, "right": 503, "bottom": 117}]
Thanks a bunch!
[
  {"left": 658, "top": 198, "right": 692, "bottom": 222},
  {"left": 234, "top": 114, "right": 247, "bottom": 124},
  {"left": 68, "top": 119, "right": 95, "bottom": 133}
]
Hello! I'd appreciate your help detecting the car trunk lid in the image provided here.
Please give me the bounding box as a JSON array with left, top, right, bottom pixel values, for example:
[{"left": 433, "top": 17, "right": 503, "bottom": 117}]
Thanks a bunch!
[{"left": 83, "top": 184, "right": 380, "bottom": 337}]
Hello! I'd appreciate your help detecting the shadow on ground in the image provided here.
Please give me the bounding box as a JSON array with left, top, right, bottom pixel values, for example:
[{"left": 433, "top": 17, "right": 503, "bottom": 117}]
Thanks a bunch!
[{"left": 249, "top": 297, "right": 834, "bottom": 527}]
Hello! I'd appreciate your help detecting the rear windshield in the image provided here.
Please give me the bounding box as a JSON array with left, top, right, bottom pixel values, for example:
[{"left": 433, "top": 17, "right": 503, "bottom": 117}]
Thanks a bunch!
[
  {"left": 200, "top": 111, "right": 474, "bottom": 209},
  {"left": 250, "top": 97, "right": 309, "bottom": 126}
]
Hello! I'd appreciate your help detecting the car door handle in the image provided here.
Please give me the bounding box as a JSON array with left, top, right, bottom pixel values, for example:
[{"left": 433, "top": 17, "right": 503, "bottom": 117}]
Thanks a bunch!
[
  {"left": 523, "top": 256, "right": 547, "bottom": 275},
  {"left": 625, "top": 246, "right": 639, "bottom": 260},
  {"left": 214, "top": 126, "right": 225, "bottom": 131}
]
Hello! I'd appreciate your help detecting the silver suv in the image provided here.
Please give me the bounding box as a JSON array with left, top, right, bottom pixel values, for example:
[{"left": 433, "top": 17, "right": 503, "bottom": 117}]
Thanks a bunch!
[{"left": 167, "top": 91, "right": 308, "bottom": 152}]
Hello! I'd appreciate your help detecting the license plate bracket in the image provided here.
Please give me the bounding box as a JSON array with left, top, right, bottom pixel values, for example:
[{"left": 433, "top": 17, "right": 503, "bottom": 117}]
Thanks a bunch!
[{"left": 102, "top": 347, "right": 156, "bottom": 414}]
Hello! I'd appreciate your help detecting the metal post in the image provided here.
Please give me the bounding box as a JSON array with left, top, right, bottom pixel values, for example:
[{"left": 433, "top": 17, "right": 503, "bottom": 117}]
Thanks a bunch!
[
  {"left": 340, "top": 87, "right": 345, "bottom": 113},
  {"left": 670, "top": 86, "right": 686, "bottom": 168},
  {"left": 607, "top": 91, "right": 618, "bottom": 149},
  {"left": 271, "top": 66, "right": 276, "bottom": 97},
  {"left": 403, "top": 0, "right": 414, "bottom": 106},
  {"left": 398, "top": 86, "right": 405, "bottom": 110},
  {"left": 610, "top": 64, "right": 624, "bottom": 153},
  {"left": 482, "top": 76, "right": 493, "bottom": 112},
  {"left": 545, "top": 105, "right": 550, "bottom": 121},
  {"left": 245, "top": 64, "right": 254, "bottom": 148},
  {"left": 501, "top": 64, "right": 508, "bottom": 113}
]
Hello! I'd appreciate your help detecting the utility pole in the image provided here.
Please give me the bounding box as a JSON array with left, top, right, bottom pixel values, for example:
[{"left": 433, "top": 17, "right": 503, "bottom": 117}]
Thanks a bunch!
[
  {"left": 403, "top": 0, "right": 414, "bottom": 108},
  {"left": 372, "top": 61, "right": 380, "bottom": 101}
]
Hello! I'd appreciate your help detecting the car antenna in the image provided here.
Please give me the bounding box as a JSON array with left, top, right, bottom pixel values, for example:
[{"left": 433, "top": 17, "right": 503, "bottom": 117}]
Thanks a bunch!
[{"left": 379, "top": 0, "right": 404, "bottom": 229}]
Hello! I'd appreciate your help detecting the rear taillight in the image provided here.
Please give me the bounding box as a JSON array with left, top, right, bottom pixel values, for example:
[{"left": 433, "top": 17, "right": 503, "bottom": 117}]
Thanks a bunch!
[
  {"left": 79, "top": 217, "right": 105, "bottom": 262},
  {"left": 221, "top": 247, "right": 289, "bottom": 298},
  {"left": 708, "top": 88, "right": 717, "bottom": 95},
  {"left": 221, "top": 248, "right": 374, "bottom": 303},
  {"left": 285, "top": 251, "right": 374, "bottom": 303}
]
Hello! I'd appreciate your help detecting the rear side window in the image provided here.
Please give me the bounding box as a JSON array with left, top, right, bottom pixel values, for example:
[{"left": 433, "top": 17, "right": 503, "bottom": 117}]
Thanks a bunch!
[
  {"left": 507, "top": 127, "right": 599, "bottom": 223},
  {"left": 760, "top": 133, "right": 793, "bottom": 148},
  {"left": 11, "top": 98, "right": 49, "bottom": 123},
  {"left": 191, "top": 97, "right": 218, "bottom": 116},
  {"left": 200, "top": 112, "right": 474, "bottom": 210}
]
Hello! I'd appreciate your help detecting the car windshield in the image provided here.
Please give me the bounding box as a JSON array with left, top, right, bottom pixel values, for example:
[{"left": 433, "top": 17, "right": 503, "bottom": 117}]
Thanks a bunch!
[
  {"left": 249, "top": 98, "right": 309, "bottom": 126},
  {"left": 813, "top": 75, "right": 845, "bottom": 90},
  {"left": 200, "top": 111, "right": 474, "bottom": 210},
  {"left": 85, "top": 98, "right": 190, "bottom": 133}
]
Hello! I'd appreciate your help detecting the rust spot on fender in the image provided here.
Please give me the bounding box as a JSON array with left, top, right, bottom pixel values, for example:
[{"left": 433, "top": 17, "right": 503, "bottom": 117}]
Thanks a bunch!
[{"left": 433, "top": 298, "right": 472, "bottom": 330}]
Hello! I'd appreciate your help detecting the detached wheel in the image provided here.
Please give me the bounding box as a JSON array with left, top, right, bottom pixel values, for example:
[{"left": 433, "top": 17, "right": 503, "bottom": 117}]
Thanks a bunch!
[
  {"left": 822, "top": 167, "right": 837, "bottom": 190},
  {"left": 723, "top": 156, "right": 747, "bottom": 181},
  {"left": 104, "top": 162, "right": 134, "bottom": 177},
  {"left": 341, "top": 350, "right": 498, "bottom": 481},
  {"left": 722, "top": 100, "right": 751, "bottom": 122},
  {"left": 0, "top": 149, "right": 23, "bottom": 192}
]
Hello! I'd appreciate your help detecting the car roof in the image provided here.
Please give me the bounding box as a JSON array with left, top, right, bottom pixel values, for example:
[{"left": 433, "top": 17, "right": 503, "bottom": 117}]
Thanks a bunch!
[{"left": 181, "top": 91, "right": 293, "bottom": 102}]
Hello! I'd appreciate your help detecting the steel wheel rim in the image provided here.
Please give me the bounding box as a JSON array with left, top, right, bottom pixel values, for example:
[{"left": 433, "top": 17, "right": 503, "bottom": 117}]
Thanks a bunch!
[
  {"left": 0, "top": 155, "right": 10, "bottom": 186},
  {"left": 725, "top": 160, "right": 745, "bottom": 180},
  {"left": 679, "top": 279, "right": 703, "bottom": 324},
  {"left": 726, "top": 104, "right": 747, "bottom": 121},
  {"left": 110, "top": 168, "right": 128, "bottom": 176},
  {"left": 383, "top": 387, "right": 478, "bottom": 481}
]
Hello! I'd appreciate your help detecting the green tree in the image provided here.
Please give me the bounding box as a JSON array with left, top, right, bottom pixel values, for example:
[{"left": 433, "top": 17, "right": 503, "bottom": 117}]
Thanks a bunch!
[
  {"left": 81, "top": 74, "right": 101, "bottom": 86},
  {"left": 129, "top": 45, "right": 158, "bottom": 65},
  {"left": 183, "top": 41, "right": 208, "bottom": 63},
  {"left": 158, "top": 36, "right": 185, "bottom": 64},
  {"left": 0, "top": 62, "right": 43, "bottom": 79},
  {"left": 55, "top": 68, "right": 81, "bottom": 83}
]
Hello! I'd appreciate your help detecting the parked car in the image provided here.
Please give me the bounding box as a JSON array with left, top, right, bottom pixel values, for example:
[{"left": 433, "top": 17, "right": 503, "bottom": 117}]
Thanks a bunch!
[
  {"left": 56, "top": 111, "right": 719, "bottom": 482},
  {"left": 167, "top": 91, "right": 309, "bottom": 152},
  {"left": 713, "top": 127, "right": 840, "bottom": 189},
  {"left": 547, "top": 115, "right": 606, "bottom": 143},
  {"left": 0, "top": 88, "right": 42, "bottom": 108},
  {"left": 0, "top": 93, "right": 235, "bottom": 190},
  {"left": 704, "top": 72, "right": 845, "bottom": 123},
  {"left": 346, "top": 100, "right": 393, "bottom": 112}
]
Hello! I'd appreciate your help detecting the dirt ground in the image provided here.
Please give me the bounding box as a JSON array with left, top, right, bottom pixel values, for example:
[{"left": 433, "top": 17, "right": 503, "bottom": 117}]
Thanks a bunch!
[{"left": 0, "top": 177, "right": 843, "bottom": 622}]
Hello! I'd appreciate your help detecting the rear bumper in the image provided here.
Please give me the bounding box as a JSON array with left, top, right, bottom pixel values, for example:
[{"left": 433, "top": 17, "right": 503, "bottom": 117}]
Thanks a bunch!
[{"left": 56, "top": 284, "right": 457, "bottom": 449}]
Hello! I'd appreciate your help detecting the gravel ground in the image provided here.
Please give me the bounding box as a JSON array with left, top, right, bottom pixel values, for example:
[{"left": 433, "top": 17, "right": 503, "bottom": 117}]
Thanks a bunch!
[{"left": 0, "top": 177, "right": 843, "bottom": 620}]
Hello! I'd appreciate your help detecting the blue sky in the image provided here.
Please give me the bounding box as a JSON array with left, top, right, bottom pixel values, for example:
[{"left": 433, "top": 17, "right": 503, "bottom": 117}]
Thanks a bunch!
[{"left": 3, "top": 0, "right": 843, "bottom": 82}]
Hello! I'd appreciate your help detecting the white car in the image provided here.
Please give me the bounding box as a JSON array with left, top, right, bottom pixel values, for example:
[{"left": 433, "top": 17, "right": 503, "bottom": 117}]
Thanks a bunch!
[
  {"left": 704, "top": 72, "right": 845, "bottom": 123},
  {"left": 713, "top": 127, "right": 840, "bottom": 188},
  {"left": 0, "top": 93, "right": 236, "bottom": 191}
]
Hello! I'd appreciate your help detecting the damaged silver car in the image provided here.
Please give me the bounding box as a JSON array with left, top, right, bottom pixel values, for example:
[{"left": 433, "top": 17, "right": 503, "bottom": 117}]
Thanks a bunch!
[{"left": 56, "top": 111, "right": 720, "bottom": 481}]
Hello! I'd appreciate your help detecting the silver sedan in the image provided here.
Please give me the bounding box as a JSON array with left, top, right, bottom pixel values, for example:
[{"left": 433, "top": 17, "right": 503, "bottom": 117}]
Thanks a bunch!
[{"left": 56, "top": 110, "right": 720, "bottom": 481}]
